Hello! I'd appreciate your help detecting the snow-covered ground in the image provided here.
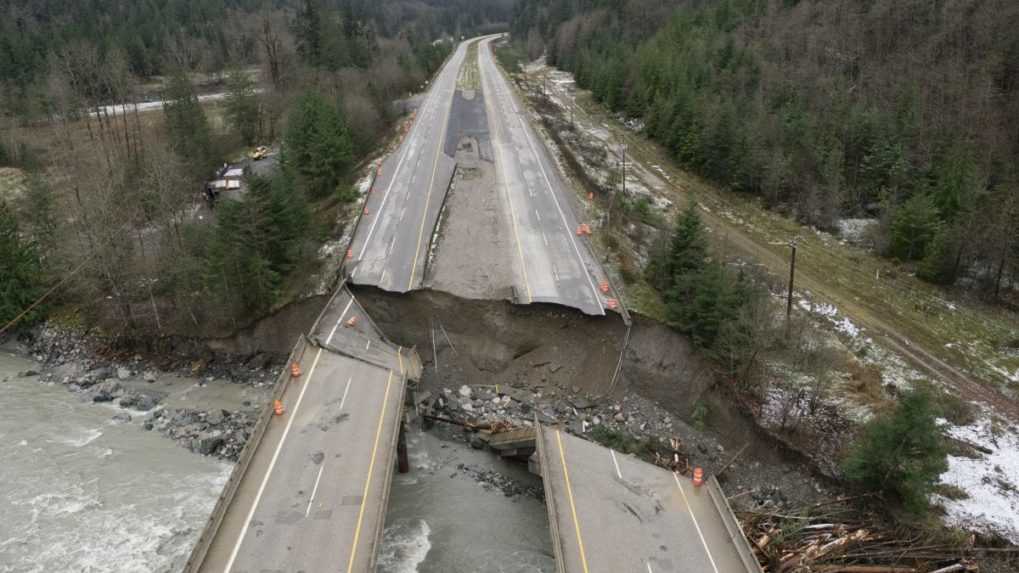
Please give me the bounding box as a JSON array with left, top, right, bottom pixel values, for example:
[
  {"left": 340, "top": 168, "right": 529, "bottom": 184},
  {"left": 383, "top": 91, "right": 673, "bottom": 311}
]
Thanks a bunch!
[{"left": 937, "top": 418, "right": 1019, "bottom": 543}]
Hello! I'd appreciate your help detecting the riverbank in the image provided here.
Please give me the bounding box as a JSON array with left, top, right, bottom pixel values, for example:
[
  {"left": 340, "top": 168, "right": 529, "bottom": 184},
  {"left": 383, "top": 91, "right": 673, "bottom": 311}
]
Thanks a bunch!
[
  {"left": 0, "top": 347, "right": 231, "bottom": 572},
  {"left": 5, "top": 322, "right": 279, "bottom": 461}
]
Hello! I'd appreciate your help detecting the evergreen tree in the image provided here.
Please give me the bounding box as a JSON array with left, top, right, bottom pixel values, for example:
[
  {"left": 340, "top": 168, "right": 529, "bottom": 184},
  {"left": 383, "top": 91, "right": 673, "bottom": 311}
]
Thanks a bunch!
[
  {"left": 203, "top": 169, "right": 309, "bottom": 314},
  {"left": 0, "top": 201, "right": 44, "bottom": 324},
  {"left": 888, "top": 193, "right": 941, "bottom": 261},
  {"left": 164, "top": 70, "right": 216, "bottom": 177},
  {"left": 21, "top": 175, "right": 57, "bottom": 258},
  {"left": 295, "top": 0, "right": 324, "bottom": 67},
  {"left": 842, "top": 390, "right": 948, "bottom": 514},
  {"left": 224, "top": 69, "right": 261, "bottom": 146},
  {"left": 917, "top": 228, "right": 958, "bottom": 285},
  {"left": 666, "top": 200, "right": 708, "bottom": 288},
  {"left": 284, "top": 91, "right": 354, "bottom": 199}
]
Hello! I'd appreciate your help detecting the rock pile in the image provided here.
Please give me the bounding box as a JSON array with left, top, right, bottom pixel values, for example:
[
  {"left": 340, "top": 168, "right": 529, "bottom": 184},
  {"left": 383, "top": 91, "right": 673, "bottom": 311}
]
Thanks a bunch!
[
  {"left": 450, "top": 463, "right": 545, "bottom": 500},
  {"left": 421, "top": 383, "right": 728, "bottom": 469},
  {"left": 145, "top": 407, "right": 258, "bottom": 461},
  {"left": 13, "top": 321, "right": 278, "bottom": 462},
  {"left": 22, "top": 322, "right": 279, "bottom": 388}
]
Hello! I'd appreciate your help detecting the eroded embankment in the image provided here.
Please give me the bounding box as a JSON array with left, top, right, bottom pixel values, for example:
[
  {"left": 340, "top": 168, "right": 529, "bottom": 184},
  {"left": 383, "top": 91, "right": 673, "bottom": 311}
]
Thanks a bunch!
[
  {"left": 352, "top": 287, "right": 755, "bottom": 427},
  {"left": 199, "top": 284, "right": 830, "bottom": 506},
  {"left": 351, "top": 285, "right": 829, "bottom": 505}
]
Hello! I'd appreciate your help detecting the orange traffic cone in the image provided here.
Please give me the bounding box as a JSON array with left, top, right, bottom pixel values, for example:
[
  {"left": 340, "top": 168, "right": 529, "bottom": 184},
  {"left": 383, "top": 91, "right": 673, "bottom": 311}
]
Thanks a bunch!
[
  {"left": 273, "top": 399, "right": 285, "bottom": 416},
  {"left": 692, "top": 467, "right": 705, "bottom": 487},
  {"left": 290, "top": 362, "right": 301, "bottom": 378}
]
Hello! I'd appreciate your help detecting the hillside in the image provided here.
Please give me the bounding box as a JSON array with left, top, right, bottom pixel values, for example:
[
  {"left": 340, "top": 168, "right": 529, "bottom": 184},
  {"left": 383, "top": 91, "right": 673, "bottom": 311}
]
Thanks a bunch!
[{"left": 512, "top": 0, "right": 1018, "bottom": 298}]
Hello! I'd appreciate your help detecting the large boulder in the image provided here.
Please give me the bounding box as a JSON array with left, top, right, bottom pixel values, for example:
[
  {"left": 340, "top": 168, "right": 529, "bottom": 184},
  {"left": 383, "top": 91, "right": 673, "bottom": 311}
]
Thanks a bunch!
[
  {"left": 91, "top": 380, "right": 123, "bottom": 403},
  {"left": 119, "top": 392, "right": 159, "bottom": 411},
  {"left": 193, "top": 431, "right": 225, "bottom": 456}
]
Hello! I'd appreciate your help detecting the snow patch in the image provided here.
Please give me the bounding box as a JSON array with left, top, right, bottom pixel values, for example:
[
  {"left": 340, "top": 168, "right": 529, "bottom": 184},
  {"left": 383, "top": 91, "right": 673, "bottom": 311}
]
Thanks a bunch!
[
  {"left": 797, "top": 299, "right": 862, "bottom": 340},
  {"left": 937, "top": 419, "right": 1019, "bottom": 543}
]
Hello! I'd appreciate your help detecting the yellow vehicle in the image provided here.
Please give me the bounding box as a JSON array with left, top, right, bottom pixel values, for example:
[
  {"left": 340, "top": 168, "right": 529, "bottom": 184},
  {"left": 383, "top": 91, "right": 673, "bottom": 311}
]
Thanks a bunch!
[{"left": 249, "top": 146, "right": 270, "bottom": 160}]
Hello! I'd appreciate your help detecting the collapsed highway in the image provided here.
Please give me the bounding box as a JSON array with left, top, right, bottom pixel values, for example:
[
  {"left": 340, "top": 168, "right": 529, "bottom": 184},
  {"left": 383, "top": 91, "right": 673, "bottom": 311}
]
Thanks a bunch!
[{"left": 184, "top": 35, "right": 762, "bottom": 573}]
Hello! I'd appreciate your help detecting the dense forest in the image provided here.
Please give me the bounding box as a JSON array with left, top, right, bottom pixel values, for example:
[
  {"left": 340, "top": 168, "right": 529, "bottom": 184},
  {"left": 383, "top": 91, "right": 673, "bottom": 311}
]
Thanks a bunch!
[
  {"left": 511, "top": 0, "right": 1018, "bottom": 296},
  {"left": 0, "top": 0, "right": 511, "bottom": 332},
  {"left": 0, "top": 0, "right": 512, "bottom": 116}
]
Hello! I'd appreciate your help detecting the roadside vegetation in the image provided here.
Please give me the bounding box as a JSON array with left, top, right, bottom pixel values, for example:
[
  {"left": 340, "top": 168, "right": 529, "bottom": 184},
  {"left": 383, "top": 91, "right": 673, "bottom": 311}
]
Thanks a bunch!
[
  {"left": 842, "top": 389, "right": 948, "bottom": 515},
  {"left": 0, "top": 0, "right": 512, "bottom": 336},
  {"left": 499, "top": 0, "right": 1019, "bottom": 548},
  {"left": 511, "top": 0, "right": 1018, "bottom": 301}
]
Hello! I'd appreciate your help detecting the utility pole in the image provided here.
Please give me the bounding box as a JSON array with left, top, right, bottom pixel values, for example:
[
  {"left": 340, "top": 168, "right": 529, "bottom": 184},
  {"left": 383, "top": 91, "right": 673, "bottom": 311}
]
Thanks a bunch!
[{"left": 785, "top": 240, "right": 797, "bottom": 338}]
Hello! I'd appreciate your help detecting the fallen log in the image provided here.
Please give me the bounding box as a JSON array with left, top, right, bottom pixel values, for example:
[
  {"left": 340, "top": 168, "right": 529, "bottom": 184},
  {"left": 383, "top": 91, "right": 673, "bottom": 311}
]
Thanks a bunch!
[
  {"left": 815, "top": 562, "right": 921, "bottom": 566},
  {"left": 929, "top": 563, "right": 977, "bottom": 573}
]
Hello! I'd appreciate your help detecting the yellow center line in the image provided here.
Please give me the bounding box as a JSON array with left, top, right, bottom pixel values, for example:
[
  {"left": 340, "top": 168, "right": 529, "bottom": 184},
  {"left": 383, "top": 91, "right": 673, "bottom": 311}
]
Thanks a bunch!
[
  {"left": 672, "top": 472, "right": 720, "bottom": 573},
  {"left": 556, "top": 430, "right": 590, "bottom": 573},
  {"left": 346, "top": 370, "right": 394, "bottom": 573}
]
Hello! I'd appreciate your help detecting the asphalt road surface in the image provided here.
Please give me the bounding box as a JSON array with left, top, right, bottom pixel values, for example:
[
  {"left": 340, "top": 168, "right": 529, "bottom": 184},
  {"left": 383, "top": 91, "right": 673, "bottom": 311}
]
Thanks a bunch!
[
  {"left": 348, "top": 41, "right": 465, "bottom": 293},
  {"left": 537, "top": 426, "right": 761, "bottom": 573},
  {"left": 197, "top": 288, "right": 415, "bottom": 573},
  {"left": 477, "top": 37, "right": 606, "bottom": 316}
]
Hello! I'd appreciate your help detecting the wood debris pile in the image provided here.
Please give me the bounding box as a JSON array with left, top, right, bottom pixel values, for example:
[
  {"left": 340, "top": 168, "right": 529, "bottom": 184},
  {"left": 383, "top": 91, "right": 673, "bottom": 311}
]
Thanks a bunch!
[{"left": 739, "top": 497, "right": 982, "bottom": 573}]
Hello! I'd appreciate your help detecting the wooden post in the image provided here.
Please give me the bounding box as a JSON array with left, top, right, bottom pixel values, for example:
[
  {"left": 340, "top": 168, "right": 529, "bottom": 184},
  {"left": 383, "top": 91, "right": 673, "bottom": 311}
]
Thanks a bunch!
[{"left": 785, "top": 241, "right": 797, "bottom": 338}]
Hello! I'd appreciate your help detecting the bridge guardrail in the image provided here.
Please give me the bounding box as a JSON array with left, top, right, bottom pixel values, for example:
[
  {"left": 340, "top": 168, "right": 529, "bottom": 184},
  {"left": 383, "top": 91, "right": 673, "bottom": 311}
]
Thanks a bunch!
[
  {"left": 183, "top": 280, "right": 351, "bottom": 571},
  {"left": 707, "top": 475, "right": 764, "bottom": 573},
  {"left": 182, "top": 334, "right": 308, "bottom": 572},
  {"left": 535, "top": 422, "right": 568, "bottom": 573}
]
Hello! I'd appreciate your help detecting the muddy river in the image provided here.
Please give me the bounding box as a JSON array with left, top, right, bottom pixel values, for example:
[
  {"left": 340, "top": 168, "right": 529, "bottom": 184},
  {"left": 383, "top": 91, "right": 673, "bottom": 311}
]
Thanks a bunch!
[
  {"left": 0, "top": 348, "right": 230, "bottom": 573},
  {"left": 0, "top": 344, "right": 554, "bottom": 572}
]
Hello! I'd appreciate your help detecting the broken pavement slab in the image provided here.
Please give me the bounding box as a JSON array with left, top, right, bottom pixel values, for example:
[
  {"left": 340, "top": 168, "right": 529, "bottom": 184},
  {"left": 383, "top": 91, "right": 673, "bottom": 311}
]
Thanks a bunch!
[{"left": 536, "top": 424, "right": 761, "bottom": 573}]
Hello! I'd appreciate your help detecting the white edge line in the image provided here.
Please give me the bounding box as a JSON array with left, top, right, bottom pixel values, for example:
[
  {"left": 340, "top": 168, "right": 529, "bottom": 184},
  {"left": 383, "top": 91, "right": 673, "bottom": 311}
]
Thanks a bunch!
[
  {"left": 223, "top": 348, "right": 324, "bottom": 572},
  {"left": 305, "top": 464, "right": 326, "bottom": 517},
  {"left": 672, "top": 472, "right": 720, "bottom": 573}
]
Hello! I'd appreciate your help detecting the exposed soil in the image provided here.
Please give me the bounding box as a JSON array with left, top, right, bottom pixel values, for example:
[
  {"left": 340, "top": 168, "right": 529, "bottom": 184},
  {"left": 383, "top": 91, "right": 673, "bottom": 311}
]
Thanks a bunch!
[
  {"left": 354, "top": 285, "right": 834, "bottom": 509},
  {"left": 426, "top": 89, "right": 515, "bottom": 300}
]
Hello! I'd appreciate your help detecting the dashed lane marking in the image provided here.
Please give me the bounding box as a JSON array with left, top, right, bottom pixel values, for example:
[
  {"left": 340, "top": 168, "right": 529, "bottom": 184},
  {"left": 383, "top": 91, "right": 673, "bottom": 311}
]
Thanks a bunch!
[
  {"left": 339, "top": 376, "right": 352, "bottom": 410},
  {"left": 223, "top": 347, "right": 324, "bottom": 572},
  {"left": 479, "top": 43, "right": 532, "bottom": 303},
  {"left": 305, "top": 464, "right": 325, "bottom": 518},
  {"left": 610, "top": 450, "right": 623, "bottom": 480},
  {"left": 325, "top": 298, "right": 355, "bottom": 345},
  {"left": 485, "top": 40, "right": 604, "bottom": 314}
]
